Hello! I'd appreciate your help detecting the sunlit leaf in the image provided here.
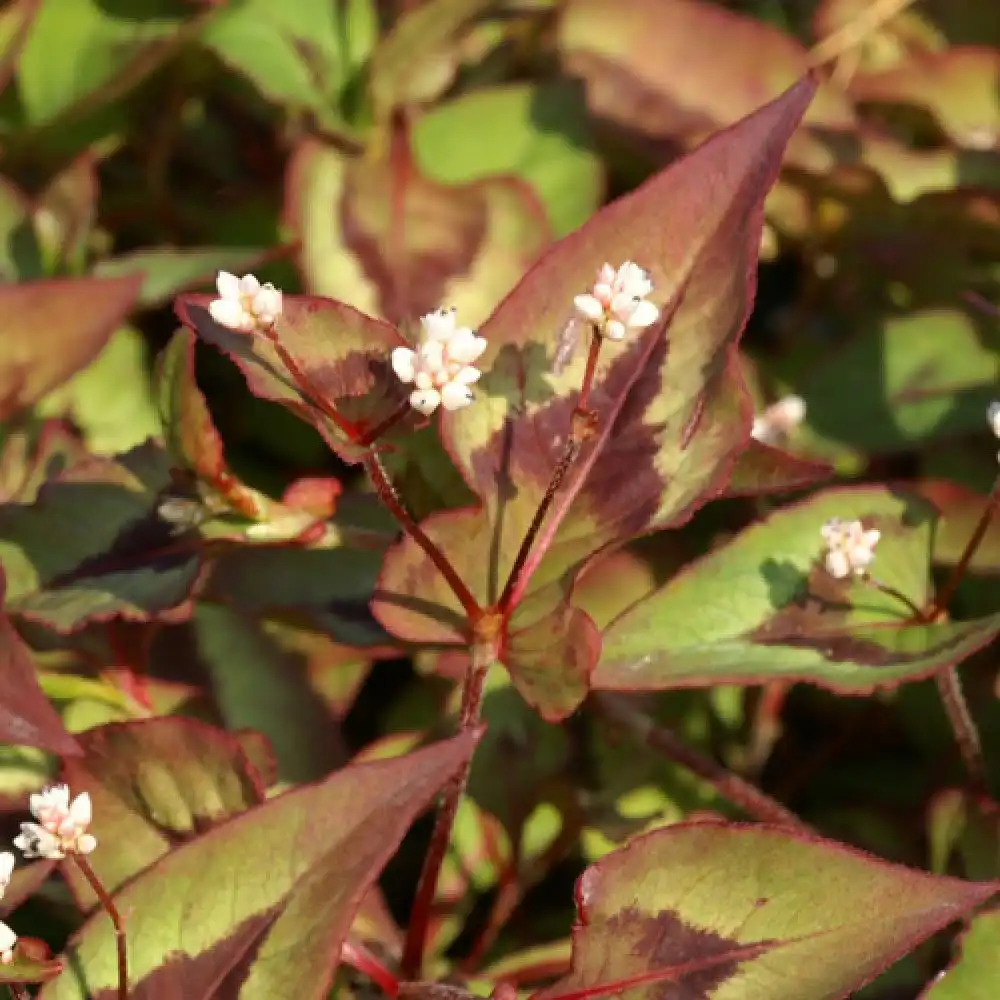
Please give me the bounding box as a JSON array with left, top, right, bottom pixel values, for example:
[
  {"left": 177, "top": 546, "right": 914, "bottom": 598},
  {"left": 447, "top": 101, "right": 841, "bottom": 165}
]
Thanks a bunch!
[
  {"left": 538, "top": 821, "right": 997, "bottom": 1000},
  {"left": 922, "top": 908, "right": 1000, "bottom": 999}
]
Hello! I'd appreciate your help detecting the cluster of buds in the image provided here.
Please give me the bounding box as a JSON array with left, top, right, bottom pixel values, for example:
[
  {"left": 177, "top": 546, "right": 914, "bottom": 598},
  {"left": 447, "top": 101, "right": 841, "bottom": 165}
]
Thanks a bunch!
[
  {"left": 752, "top": 395, "right": 807, "bottom": 446},
  {"left": 14, "top": 785, "right": 97, "bottom": 861},
  {"left": 573, "top": 261, "right": 660, "bottom": 341},
  {"left": 0, "top": 852, "right": 15, "bottom": 963},
  {"left": 209, "top": 271, "right": 283, "bottom": 332},
  {"left": 820, "top": 518, "right": 881, "bottom": 579},
  {"left": 392, "top": 308, "right": 488, "bottom": 415}
]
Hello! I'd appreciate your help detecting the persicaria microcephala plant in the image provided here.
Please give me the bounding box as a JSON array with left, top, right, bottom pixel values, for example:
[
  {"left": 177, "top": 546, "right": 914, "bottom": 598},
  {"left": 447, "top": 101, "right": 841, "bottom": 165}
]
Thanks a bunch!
[{"left": 2, "top": 23, "right": 1000, "bottom": 1000}]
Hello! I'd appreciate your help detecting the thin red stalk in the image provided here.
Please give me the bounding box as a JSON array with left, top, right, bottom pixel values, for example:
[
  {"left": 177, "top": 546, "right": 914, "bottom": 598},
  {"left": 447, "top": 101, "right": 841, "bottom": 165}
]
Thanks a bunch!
[
  {"left": 930, "top": 474, "right": 1000, "bottom": 619},
  {"left": 341, "top": 939, "right": 399, "bottom": 998},
  {"left": 401, "top": 645, "right": 494, "bottom": 978},
  {"left": 864, "top": 576, "right": 926, "bottom": 622},
  {"left": 71, "top": 855, "right": 127, "bottom": 1000},
  {"left": 499, "top": 332, "right": 602, "bottom": 612},
  {"left": 594, "top": 694, "right": 811, "bottom": 831},
  {"left": 365, "top": 452, "right": 480, "bottom": 619},
  {"left": 936, "top": 667, "right": 989, "bottom": 794},
  {"left": 358, "top": 398, "right": 411, "bottom": 446}
]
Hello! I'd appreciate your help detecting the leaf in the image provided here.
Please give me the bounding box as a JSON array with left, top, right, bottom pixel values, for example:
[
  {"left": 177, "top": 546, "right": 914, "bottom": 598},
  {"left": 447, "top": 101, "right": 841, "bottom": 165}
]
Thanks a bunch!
[
  {"left": 0, "top": 174, "right": 42, "bottom": 281},
  {"left": 723, "top": 438, "right": 833, "bottom": 498},
  {"left": 921, "top": 908, "right": 1000, "bottom": 999},
  {"left": 802, "top": 310, "right": 1000, "bottom": 455},
  {"left": 557, "top": 0, "right": 852, "bottom": 146},
  {"left": 537, "top": 820, "right": 997, "bottom": 1000},
  {"left": 175, "top": 291, "right": 411, "bottom": 465},
  {"left": 917, "top": 480, "right": 1000, "bottom": 571},
  {"left": 34, "top": 153, "right": 98, "bottom": 273},
  {"left": 60, "top": 717, "right": 266, "bottom": 906},
  {"left": 0, "top": 572, "right": 80, "bottom": 755},
  {"left": 285, "top": 123, "right": 550, "bottom": 328},
  {"left": 0, "top": 0, "right": 40, "bottom": 96},
  {"left": 36, "top": 327, "right": 161, "bottom": 456},
  {"left": 849, "top": 47, "right": 1000, "bottom": 151},
  {"left": 93, "top": 246, "right": 273, "bottom": 307},
  {"left": 0, "top": 948, "right": 63, "bottom": 985},
  {"left": 193, "top": 603, "right": 347, "bottom": 783},
  {"left": 413, "top": 81, "right": 603, "bottom": 236},
  {"left": 40, "top": 730, "right": 480, "bottom": 1000},
  {"left": 15, "top": 0, "right": 190, "bottom": 125},
  {"left": 0, "top": 275, "right": 142, "bottom": 418},
  {"left": 594, "top": 485, "right": 1000, "bottom": 694},
  {"left": 375, "top": 79, "right": 817, "bottom": 717},
  {"left": 0, "top": 442, "right": 202, "bottom": 632}
]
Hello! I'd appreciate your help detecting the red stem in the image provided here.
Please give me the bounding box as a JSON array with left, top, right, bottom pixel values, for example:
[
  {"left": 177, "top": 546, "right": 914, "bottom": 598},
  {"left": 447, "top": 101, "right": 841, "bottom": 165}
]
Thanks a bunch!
[
  {"left": 71, "top": 855, "right": 127, "bottom": 1000},
  {"left": 930, "top": 474, "right": 1000, "bottom": 619},
  {"left": 499, "top": 332, "right": 602, "bottom": 613},
  {"left": 365, "top": 452, "right": 481, "bottom": 620},
  {"left": 358, "top": 399, "right": 411, "bottom": 446},
  {"left": 401, "top": 645, "right": 493, "bottom": 978},
  {"left": 341, "top": 939, "right": 399, "bottom": 998},
  {"left": 594, "top": 694, "right": 811, "bottom": 831}
]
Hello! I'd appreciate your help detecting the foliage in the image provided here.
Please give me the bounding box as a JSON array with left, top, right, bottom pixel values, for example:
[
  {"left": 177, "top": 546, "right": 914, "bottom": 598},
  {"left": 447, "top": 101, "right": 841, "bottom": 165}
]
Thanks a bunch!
[{"left": 0, "top": 2, "right": 999, "bottom": 1000}]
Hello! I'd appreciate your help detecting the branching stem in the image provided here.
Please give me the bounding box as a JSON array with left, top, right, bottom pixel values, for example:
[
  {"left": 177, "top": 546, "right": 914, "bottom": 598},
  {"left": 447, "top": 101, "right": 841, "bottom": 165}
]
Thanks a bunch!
[
  {"left": 71, "top": 854, "right": 127, "bottom": 1000},
  {"left": 594, "top": 694, "right": 811, "bottom": 831}
]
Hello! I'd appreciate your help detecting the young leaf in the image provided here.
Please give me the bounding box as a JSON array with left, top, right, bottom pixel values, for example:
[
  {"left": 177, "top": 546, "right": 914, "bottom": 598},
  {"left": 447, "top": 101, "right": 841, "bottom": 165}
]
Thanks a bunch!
[
  {"left": 0, "top": 275, "right": 142, "bottom": 418},
  {"left": 0, "top": 572, "right": 80, "bottom": 756},
  {"left": 0, "top": 949, "right": 63, "bottom": 986},
  {"left": 594, "top": 485, "right": 1000, "bottom": 693},
  {"left": 175, "top": 291, "right": 411, "bottom": 464},
  {"left": 375, "top": 78, "right": 817, "bottom": 718},
  {"left": 0, "top": 442, "right": 202, "bottom": 632},
  {"left": 538, "top": 821, "right": 997, "bottom": 1000},
  {"left": 40, "top": 730, "right": 480, "bottom": 1000},
  {"left": 921, "top": 908, "right": 1000, "bottom": 999},
  {"left": 285, "top": 124, "right": 549, "bottom": 327},
  {"left": 60, "top": 717, "right": 267, "bottom": 905}
]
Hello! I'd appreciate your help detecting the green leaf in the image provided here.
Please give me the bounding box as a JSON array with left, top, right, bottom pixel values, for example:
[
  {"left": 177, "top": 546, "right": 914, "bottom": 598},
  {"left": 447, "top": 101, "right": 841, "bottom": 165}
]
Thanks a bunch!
[
  {"left": 375, "top": 80, "right": 816, "bottom": 718},
  {"left": 93, "top": 246, "right": 272, "bottom": 307},
  {"left": 40, "top": 730, "right": 479, "bottom": 1000},
  {"left": 0, "top": 0, "right": 41, "bottom": 96},
  {"left": 176, "top": 291, "right": 410, "bottom": 465},
  {"left": 0, "top": 948, "right": 63, "bottom": 985},
  {"left": 922, "top": 909, "right": 1000, "bottom": 999},
  {"left": 0, "top": 442, "right": 202, "bottom": 632},
  {"left": 61, "top": 717, "right": 267, "bottom": 906},
  {"left": 16, "top": 0, "right": 191, "bottom": 124},
  {"left": 193, "top": 603, "right": 346, "bottom": 783},
  {"left": 594, "top": 485, "right": 1000, "bottom": 693},
  {"left": 0, "top": 173, "right": 43, "bottom": 280},
  {"left": 538, "top": 821, "right": 996, "bottom": 1000},
  {"left": 802, "top": 310, "right": 1000, "bottom": 455},
  {"left": 199, "top": 0, "right": 344, "bottom": 120},
  {"left": 285, "top": 124, "right": 549, "bottom": 327},
  {"left": 0, "top": 275, "right": 142, "bottom": 419},
  {"left": 36, "top": 327, "right": 161, "bottom": 456},
  {"left": 413, "top": 82, "right": 603, "bottom": 235}
]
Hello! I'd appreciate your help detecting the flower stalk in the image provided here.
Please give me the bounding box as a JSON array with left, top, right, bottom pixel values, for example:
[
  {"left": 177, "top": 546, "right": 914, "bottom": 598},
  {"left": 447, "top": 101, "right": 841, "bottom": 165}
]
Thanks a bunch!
[{"left": 71, "top": 854, "right": 128, "bottom": 1000}]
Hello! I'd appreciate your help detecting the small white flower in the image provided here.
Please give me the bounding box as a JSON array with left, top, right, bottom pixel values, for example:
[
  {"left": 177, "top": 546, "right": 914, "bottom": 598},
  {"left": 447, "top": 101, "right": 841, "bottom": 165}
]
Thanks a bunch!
[
  {"left": 14, "top": 785, "right": 97, "bottom": 860},
  {"left": 751, "top": 395, "right": 807, "bottom": 445},
  {"left": 392, "top": 308, "right": 487, "bottom": 416},
  {"left": 573, "top": 261, "right": 659, "bottom": 341},
  {"left": 209, "top": 271, "right": 283, "bottom": 332},
  {"left": 821, "top": 518, "right": 881, "bottom": 579},
  {"left": 0, "top": 921, "right": 15, "bottom": 964},
  {"left": 988, "top": 401, "right": 1000, "bottom": 439},
  {"left": 0, "top": 852, "right": 14, "bottom": 896}
]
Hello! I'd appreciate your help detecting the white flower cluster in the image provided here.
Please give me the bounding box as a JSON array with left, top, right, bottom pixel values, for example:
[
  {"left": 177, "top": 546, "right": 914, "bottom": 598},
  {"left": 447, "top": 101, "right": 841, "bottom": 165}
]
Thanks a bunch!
[
  {"left": 751, "top": 395, "right": 807, "bottom": 446},
  {"left": 391, "top": 308, "right": 487, "bottom": 415},
  {"left": 573, "top": 261, "right": 660, "bottom": 341},
  {"left": 821, "top": 518, "right": 881, "bottom": 579},
  {"left": 209, "top": 271, "right": 283, "bottom": 332},
  {"left": 0, "top": 852, "right": 15, "bottom": 964},
  {"left": 14, "top": 785, "right": 97, "bottom": 861}
]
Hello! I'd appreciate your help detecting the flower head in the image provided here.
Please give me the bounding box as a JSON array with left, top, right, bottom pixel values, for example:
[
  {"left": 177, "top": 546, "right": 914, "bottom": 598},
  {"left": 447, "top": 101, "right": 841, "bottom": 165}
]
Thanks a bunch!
[
  {"left": 573, "top": 261, "right": 660, "bottom": 341},
  {"left": 751, "top": 395, "right": 807, "bottom": 446},
  {"left": 209, "top": 271, "right": 283, "bottom": 332},
  {"left": 391, "top": 308, "right": 487, "bottom": 416},
  {"left": 821, "top": 518, "right": 881, "bottom": 579},
  {"left": 0, "top": 852, "right": 14, "bottom": 895},
  {"left": 14, "top": 785, "right": 97, "bottom": 860},
  {"left": 0, "top": 921, "right": 15, "bottom": 964}
]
